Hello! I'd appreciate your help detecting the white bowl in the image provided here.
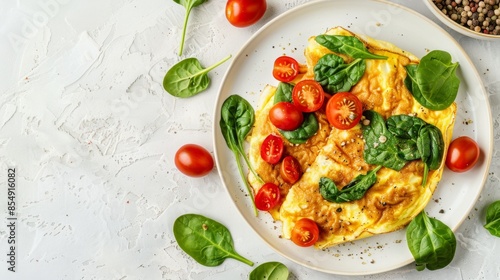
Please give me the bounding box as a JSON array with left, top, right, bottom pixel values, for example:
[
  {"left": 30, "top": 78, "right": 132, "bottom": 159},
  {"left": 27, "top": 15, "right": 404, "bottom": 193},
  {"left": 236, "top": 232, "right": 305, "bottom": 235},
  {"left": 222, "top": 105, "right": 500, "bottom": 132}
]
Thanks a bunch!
[{"left": 424, "top": 0, "right": 500, "bottom": 40}]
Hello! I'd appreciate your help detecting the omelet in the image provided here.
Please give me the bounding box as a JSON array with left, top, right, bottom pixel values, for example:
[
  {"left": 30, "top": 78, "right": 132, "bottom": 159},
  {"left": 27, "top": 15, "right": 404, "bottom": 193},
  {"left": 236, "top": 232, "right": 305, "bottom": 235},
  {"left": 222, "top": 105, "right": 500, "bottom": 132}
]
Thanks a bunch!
[{"left": 247, "top": 27, "right": 457, "bottom": 248}]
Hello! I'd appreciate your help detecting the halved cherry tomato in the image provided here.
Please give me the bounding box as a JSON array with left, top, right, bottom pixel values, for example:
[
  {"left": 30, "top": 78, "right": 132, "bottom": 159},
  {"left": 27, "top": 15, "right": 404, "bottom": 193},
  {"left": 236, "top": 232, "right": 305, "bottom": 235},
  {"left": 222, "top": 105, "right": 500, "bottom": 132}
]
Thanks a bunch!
[
  {"left": 260, "top": 134, "right": 284, "bottom": 164},
  {"left": 255, "top": 182, "right": 281, "bottom": 211},
  {"left": 326, "top": 92, "right": 363, "bottom": 130},
  {"left": 225, "top": 0, "right": 267, "bottom": 28},
  {"left": 280, "top": 155, "right": 302, "bottom": 184},
  {"left": 292, "top": 80, "right": 325, "bottom": 112},
  {"left": 272, "top": 56, "right": 299, "bottom": 82},
  {"left": 269, "top": 102, "right": 304, "bottom": 131},
  {"left": 174, "top": 144, "right": 214, "bottom": 177},
  {"left": 291, "top": 218, "right": 319, "bottom": 247},
  {"left": 445, "top": 136, "right": 480, "bottom": 173}
]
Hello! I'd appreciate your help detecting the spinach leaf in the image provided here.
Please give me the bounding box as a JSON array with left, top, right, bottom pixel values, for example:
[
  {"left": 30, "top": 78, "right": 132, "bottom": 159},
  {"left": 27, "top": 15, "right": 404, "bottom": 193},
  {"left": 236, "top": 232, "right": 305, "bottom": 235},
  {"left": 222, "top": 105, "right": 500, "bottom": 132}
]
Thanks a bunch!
[
  {"left": 273, "top": 82, "right": 294, "bottom": 104},
  {"left": 387, "top": 115, "right": 426, "bottom": 161},
  {"left": 164, "top": 55, "right": 231, "bottom": 98},
  {"left": 404, "top": 50, "right": 460, "bottom": 110},
  {"left": 484, "top": 200, "right": 500, "bottom": 237},
  {"left": 387, "top": 115, "right": 426, "bottom": 140},
  {"left": 313, "top": 54, "right": 365, "bottom": 94},
  {"left": 249, "top": 262, "right": 289, "bottom": 280},
  {"left": 319, "top": 166, "right": 381, "bottom": 203},
  {"left": 278, "top": 113, "right": 319, "bottom": 144},
  {"left": 173, "top": 214, "right": 254, "bottom": 267},
  {"left": 174, "top": 0, "right": 207, "bottom": 56},
  {"left": 361, "top": 110, "right": 408, "bottom": 170},
  {"left": 406, "top": 211, "right": 456, "bottom": 271},
  {"left": 220, "top": 95, "right": 263, "bottom": 215},
  {"left": 315, "top": 35, "right": 388, "bottom": 60},
  {"left": 362, "top": 110, "right": 444, "bottom": 185},
  {"left": 417, "top": 124, "right": 444, "bottom": 186}
]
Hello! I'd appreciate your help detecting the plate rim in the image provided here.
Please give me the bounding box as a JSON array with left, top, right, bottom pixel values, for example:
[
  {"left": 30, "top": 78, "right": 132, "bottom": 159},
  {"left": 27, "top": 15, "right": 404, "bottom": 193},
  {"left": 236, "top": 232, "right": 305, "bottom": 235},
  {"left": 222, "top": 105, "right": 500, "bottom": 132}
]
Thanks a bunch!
[{"left": 212, "top": 0, "right": 493, "bottom": 275}]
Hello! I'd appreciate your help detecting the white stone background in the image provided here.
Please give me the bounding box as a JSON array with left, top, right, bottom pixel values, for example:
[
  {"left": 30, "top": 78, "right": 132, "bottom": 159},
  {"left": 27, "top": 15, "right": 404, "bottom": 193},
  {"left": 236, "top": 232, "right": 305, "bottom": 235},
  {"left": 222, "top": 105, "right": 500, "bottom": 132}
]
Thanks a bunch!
[{"left": 0, "top": 0, "right": 499, "bottom": 279}]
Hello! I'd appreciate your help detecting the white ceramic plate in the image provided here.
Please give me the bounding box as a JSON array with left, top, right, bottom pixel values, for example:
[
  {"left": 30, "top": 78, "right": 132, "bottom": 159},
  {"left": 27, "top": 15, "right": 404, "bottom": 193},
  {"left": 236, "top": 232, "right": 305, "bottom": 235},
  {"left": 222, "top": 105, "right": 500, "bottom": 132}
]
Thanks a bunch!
[{"left": 213, "top": 0, "right": 492, "bottom": 275}]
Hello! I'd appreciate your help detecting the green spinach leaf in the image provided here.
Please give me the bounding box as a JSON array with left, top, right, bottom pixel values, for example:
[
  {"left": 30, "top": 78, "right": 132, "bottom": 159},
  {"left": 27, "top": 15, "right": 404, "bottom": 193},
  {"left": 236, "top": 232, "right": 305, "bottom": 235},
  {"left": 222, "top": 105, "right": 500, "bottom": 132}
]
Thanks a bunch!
[
  {"left": 173, "top": 214, "right": 254, "bottom": 267},
  {"left": 362, "top": 110, "right": 444, "bottom": 185},
  {"left": 174, "top": 0, "right": 207, "bottom": 56},
  {"left": 313, "top": 54, "right": 365, "bottom": 94},
  {"left": 361, "top": 110, "right": 408, "bottom": 170},
  {"left": 404, "top": 50, "right": 460, "bottom": 110},
  {"left": 387, "top": 115, "right": 426, "bottom": 161},
  {"left": 319, "top": 166, "right": 381, "bottom": 203},
  {"left": 249, "top": 262, "right": 289, "bottom": 280},
  {"left": 484, "top": 200, "right": 500, "bottom": 237},
  {"left": 315, "top": 35, "right": 388, "bottom": 60},
  {"left": 273, "top": 82, "right": 294, "bottom": 104},
  {"left": 406, "top": 211, "right": 456, "bottom": 271},
  {"left": 220, "top": 95, "right": 263, "bottom": 215},
  {"left": 164, "top": 55, "right": 231, "bottom": 98},
  {"left": 417, "top": 124, "right": 444, "bottom": 186},
  {"left": 278, "top": 113, "right": 319, "bottom": 144}
]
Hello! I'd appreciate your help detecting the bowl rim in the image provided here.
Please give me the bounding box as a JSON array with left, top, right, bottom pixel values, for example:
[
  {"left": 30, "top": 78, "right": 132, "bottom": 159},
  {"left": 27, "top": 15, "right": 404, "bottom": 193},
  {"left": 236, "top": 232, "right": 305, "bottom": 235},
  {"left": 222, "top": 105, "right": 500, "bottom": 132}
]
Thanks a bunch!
[{"left": 424, "top": 0, "right": 500, "bottom": 40}]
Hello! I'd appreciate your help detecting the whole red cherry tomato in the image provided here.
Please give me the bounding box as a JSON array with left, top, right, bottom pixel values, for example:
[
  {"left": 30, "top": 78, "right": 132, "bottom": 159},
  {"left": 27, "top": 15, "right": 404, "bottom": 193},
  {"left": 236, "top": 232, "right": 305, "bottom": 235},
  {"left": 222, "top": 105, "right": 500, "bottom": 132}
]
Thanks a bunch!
[
  {"left": 225, "top": 0, "right": 267, "bottom": 28},
  {"left": 445, "top": 136, "right": 480, "bottom": 172},
  {"left": 269, "top": 102, "right": 304, "bottom": 131},
  {"left": 174, "top": 144, "right": 214, "bottom": 177}
]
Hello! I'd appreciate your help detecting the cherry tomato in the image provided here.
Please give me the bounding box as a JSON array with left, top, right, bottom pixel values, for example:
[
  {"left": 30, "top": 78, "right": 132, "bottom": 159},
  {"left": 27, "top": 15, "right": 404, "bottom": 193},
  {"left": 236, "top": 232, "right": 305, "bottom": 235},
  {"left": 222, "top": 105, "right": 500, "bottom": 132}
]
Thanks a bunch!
[
  {"left": 260, "top": 134, "right": 284, "bottom": 164},
  {"left": 272, "top": 56, "right": 299, "bottom": 82},
  {"left": 291, "top": 218, "right": 319, "bottom": 247},
  {"left": 326, "top": 92, "right": 363, "bottom": 130},
  {"left": 269, "top": 102, "right": 304, "bottom": 131},
  {"left": 225, "top": 0, "right": 267, "bottom": 28},
  {"left": 292, "top": 80, "right": 325, "bottom": 112},
  {"left": 445, "top": 136, "right": 480, "bottom": 172},
  {"left": 280, "top": 155, "right": 302, "bottom": 184},
  {"left": 255, "top": 182, "right": 281, "bottom": 211},
  {"left": 174, "top": 144, "right": 214, "bottom": 177}
]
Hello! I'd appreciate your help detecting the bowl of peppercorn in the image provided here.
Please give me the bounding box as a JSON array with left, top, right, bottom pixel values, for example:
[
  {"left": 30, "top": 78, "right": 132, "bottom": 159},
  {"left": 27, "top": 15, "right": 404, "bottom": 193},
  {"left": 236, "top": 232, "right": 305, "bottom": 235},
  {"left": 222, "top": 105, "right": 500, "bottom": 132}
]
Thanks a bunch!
[{"left": 424, "top": 0, "right": 500, "bottom": 40}]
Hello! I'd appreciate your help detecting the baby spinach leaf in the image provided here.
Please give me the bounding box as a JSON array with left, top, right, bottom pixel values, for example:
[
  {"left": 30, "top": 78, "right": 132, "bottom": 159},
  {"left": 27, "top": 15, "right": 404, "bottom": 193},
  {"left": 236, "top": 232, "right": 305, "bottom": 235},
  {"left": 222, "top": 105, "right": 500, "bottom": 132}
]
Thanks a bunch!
[
  {"left": 361, "top": 110, "right": 408, "bottom": 170},
  {"left": 387, "top": 115, "right": 426, "bottom": 140},
  {"left": 406, "top": 211, "right": 456, "bottom": 271},
  {"left": 417, "top": 124, "right": 444, "bottom": 186},
  {"left": 319, "top": 166, "right": 381, "bottom": 203},
  {"left": 173, "top": 214, "right": 254, "bottom": 267},
  {"left": 484, "top": 200, "right": 500, "bottom": 237},
  {"left": 387, "top": 115, "right": 426, "bottom": 161},
  {"left": 315, "top": 35, "right": 388, "bottom": 60},
  {"left": 278, "top": 113, "right": 319, "bottom": 144},
  {"left": 313, "top": 54, "right": 365, "bottom": 94},
  {"left": 174, "top": 0, "right": 207, "bottom": 56},
  {"left": 273, "top": 82, "right": 294, "bottom": 104},
  {"left": 220, "top": 95, "right": 263, "bottom": 215},
  {"left": 362, "top": 110, "right": 444, "bottom": 185},
  {"left": 404, "top": 50, "right": 460, "bottom": 110},
  {"left": 249, "top": 262, "right": 289, "bottom": 280},
  {"left": 164, "top": 55, "right": 231, "bottom": 98}
]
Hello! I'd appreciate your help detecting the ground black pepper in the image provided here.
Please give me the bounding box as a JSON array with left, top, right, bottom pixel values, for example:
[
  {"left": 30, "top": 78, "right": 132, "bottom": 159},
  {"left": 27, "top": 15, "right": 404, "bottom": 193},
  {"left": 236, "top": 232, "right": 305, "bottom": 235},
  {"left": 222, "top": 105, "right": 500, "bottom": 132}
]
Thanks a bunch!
[{"left": 432, "top": 0, "right": 500, "bottom": 35}]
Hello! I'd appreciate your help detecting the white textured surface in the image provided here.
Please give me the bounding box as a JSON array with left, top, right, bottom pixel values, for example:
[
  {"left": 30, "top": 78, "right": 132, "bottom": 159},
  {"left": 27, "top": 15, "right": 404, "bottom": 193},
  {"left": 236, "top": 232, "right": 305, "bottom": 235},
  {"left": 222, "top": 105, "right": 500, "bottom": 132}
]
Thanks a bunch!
[{"left": 0, "top": 0, "right": 499, "bottom": 279}]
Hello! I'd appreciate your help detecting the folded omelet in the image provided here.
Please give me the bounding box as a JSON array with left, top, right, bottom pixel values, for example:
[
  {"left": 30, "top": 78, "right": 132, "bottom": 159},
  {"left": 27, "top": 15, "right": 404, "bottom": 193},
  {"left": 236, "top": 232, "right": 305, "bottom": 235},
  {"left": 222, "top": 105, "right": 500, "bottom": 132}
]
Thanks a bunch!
[{"left": 247, "top": 27, "right": 456, "bottom": 248}]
